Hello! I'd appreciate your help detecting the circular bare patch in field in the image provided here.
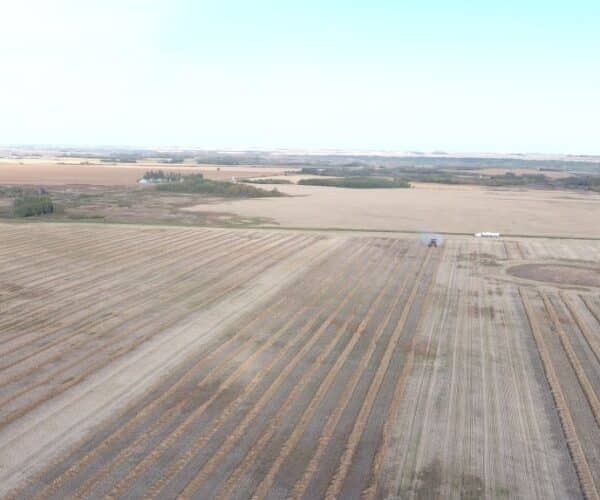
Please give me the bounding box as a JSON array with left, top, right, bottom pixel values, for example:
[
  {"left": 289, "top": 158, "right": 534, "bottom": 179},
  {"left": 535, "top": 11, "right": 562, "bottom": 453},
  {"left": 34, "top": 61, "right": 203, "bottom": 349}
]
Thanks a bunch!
[{"left": 508, "top": 263, "right": 600, "bottom": 287}]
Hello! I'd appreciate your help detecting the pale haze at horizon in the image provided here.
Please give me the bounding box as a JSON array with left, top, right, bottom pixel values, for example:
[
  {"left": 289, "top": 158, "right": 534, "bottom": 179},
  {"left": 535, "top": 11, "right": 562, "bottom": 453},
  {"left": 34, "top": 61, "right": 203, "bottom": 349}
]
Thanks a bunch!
[{"left": 1, "top": 0, "right": 599, "bottom": 155}]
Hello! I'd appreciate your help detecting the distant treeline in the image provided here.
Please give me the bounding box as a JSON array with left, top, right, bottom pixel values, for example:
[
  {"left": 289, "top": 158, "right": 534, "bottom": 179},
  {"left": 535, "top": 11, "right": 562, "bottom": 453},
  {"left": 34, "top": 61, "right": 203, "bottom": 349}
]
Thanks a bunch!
[
  {"left": 194, "top": 154, "right": 600, "bottom": 172},
  {"left": 155, "top": 173, "right": 284, "bottom": 197},
  {"left": 141, "top": 170, "right": 185, "bottom": 182},
  {"left": 557, "top": 175, "right": 600, "bottom": 191},
  {"left": 300, "top": 167, "right": 600, "bottom": 192},
  {"left": 100, "top": 156, "right": 138, "bottom": 163},
  {"left": 298, "top": 177, "right": 410, "bottom": 189},
  {"left": 40, "top": 147, "right": 600, "bottom": 174}
]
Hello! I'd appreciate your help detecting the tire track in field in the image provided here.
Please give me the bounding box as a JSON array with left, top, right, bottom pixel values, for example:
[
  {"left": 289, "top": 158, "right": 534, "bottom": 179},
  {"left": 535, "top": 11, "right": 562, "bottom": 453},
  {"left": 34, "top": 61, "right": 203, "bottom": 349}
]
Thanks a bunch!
[
  {"left": 496, "top": 288, "right": 553, "bottom": 499},
  {"left": 516, "top": 241, "right": 527, "bottom": 260},
  {"left": 323, "top": 251, "right": 433, "bottom": 500},
  {"left": 161, "top": 242, "right": 392, "bottom": 500},
  {"left": 475, "top": 270, "right": 497, "bottom": 498},
  {"left": 520, "top": 289, "right": 599, "bottom": 500},
  {"left": 362, "top": 245, "right": 446, "bottom": 500},
  {"left": 219, "top": 242, "right": 415, "bottom": 500},
  {"left": 383, "top": 241, "right": 459, "bottom": 498},
  {"left": 437, "top": 244, "right": 472, "bottom": 499},
  {"left": 501, "top": 241, "right": 510, "bottom": 260},
  {"left": 503, "top": 241, "right": 525, "bottom": 261}
]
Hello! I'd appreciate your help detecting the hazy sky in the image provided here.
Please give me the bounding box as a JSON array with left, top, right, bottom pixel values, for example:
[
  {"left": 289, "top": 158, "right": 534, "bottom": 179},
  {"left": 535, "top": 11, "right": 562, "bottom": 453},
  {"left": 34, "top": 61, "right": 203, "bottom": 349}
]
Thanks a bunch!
[{"left": 1, "top": 1, "right": 599, "bottom": 154}]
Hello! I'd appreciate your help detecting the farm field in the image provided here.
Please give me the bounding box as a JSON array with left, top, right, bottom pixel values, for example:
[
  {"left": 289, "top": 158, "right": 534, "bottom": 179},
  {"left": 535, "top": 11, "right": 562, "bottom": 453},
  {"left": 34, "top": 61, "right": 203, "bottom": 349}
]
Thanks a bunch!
[
  {"left": 1, "top": 224, "right": 600, "bottom": 498},
  {"left": 186, "top": 181, "right": 600, "bottom": 238},
  {"left": 0, "top": 159, "right": 289, "bottom": 185}
]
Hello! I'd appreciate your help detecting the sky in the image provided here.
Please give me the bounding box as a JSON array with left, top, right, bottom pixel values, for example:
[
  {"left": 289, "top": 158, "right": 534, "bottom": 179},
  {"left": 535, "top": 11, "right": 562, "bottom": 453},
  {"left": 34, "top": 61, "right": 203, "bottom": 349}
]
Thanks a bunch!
[{"left": 1, "top": 1, "right": 599, "bottom": 154}]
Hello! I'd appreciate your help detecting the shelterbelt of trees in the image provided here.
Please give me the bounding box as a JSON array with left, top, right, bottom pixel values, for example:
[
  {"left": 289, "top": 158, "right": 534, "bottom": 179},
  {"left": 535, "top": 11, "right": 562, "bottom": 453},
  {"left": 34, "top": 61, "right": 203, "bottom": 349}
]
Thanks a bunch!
[
  {"left": 153, "top": 173, "right": 284, "bottom": 197},
  {"left": 0, "top": 187, "right": 55, "bottom": 217},
  {"left": 300, "top": 167, "right": 600, "bottom": 191}
]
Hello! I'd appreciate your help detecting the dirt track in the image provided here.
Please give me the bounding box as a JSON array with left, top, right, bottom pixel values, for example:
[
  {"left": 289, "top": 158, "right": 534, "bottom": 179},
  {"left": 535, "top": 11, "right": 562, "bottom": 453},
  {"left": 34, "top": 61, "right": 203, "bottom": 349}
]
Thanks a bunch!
[{"left": 1, "top": 224, "right": 600, "bottom": 498}]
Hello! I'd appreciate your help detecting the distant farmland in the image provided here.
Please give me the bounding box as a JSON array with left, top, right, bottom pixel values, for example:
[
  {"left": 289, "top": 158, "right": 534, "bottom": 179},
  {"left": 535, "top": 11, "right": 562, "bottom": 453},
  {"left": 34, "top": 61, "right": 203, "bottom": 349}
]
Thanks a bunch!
[
  {"left": 0, "top": 160, "right": 289, "bottom": 185},
  {"left": 1, "top": 223, "right": 599, "bottom": 498}
]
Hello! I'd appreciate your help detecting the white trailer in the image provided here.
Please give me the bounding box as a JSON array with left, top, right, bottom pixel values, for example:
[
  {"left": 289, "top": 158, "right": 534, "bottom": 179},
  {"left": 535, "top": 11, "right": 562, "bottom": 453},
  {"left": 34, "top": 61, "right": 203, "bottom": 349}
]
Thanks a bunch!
[{"left": 475, "top": 232, "right": 501, "bottom": 238}]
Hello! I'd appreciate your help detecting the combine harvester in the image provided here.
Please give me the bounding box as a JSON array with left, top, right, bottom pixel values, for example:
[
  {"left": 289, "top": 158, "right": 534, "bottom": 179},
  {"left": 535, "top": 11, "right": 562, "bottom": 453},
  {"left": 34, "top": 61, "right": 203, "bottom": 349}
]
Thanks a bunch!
[{"left": 421, "top": 233, "right": 443, "bottom": 249}]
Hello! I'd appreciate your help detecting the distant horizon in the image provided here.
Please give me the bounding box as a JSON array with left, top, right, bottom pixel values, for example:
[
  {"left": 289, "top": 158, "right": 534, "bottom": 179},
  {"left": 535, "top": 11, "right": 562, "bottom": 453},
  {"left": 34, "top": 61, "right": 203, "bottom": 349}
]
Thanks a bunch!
[
  {"left": 2, "top": 144, "right": 600, "bottom": 160},
  {"left": 2, "top": 1, "right": 599, "bottom": 155}
]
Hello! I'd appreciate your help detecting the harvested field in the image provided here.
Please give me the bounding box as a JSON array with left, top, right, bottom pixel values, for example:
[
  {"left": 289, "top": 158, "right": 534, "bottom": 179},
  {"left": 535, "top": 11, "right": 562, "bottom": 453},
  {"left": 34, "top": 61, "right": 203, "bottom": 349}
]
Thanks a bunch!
[
  {"left": 0, "top": 224, "right": 328, "bottom": 432},
  {"left": 1, "top": 224, "right": 600, "bottom": 499},
  {"left": 0, "top": 160, "right": 289, "bottom": 185},
  {"left": 185, "top": 182, "right": 600, "bottom": 238}
]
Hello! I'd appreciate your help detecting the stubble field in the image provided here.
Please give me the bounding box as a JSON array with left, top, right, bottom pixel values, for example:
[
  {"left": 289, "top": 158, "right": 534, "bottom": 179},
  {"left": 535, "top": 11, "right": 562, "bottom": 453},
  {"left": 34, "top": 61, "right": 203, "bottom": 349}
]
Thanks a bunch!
[
  {"left": 0, "top": 159, "right": 289, "bottom": 185},
  {"left": 186, "top": 181, "right": 600, "bottom": 238},
  {"left": 1, "top": 223, "right": 599, "bottom": 499}
]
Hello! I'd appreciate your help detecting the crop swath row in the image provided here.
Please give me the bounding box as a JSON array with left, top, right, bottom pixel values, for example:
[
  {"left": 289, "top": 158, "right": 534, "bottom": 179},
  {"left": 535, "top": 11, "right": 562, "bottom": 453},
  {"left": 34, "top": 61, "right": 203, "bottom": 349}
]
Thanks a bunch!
[
  {"left": 0, "top": 225, "right": 320, "bottom": 429},
  {"left": 5, "top": 227, "right": 600, "bottom": 499},
  {"left": 521, "top": 288, "right": 600, "bottom": 500},
  {"left": 374, "top": 241, "right": 583, "bottom": 500},
  {"left": 11, "top": 237, "right": 443, "bottom": 500}
]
